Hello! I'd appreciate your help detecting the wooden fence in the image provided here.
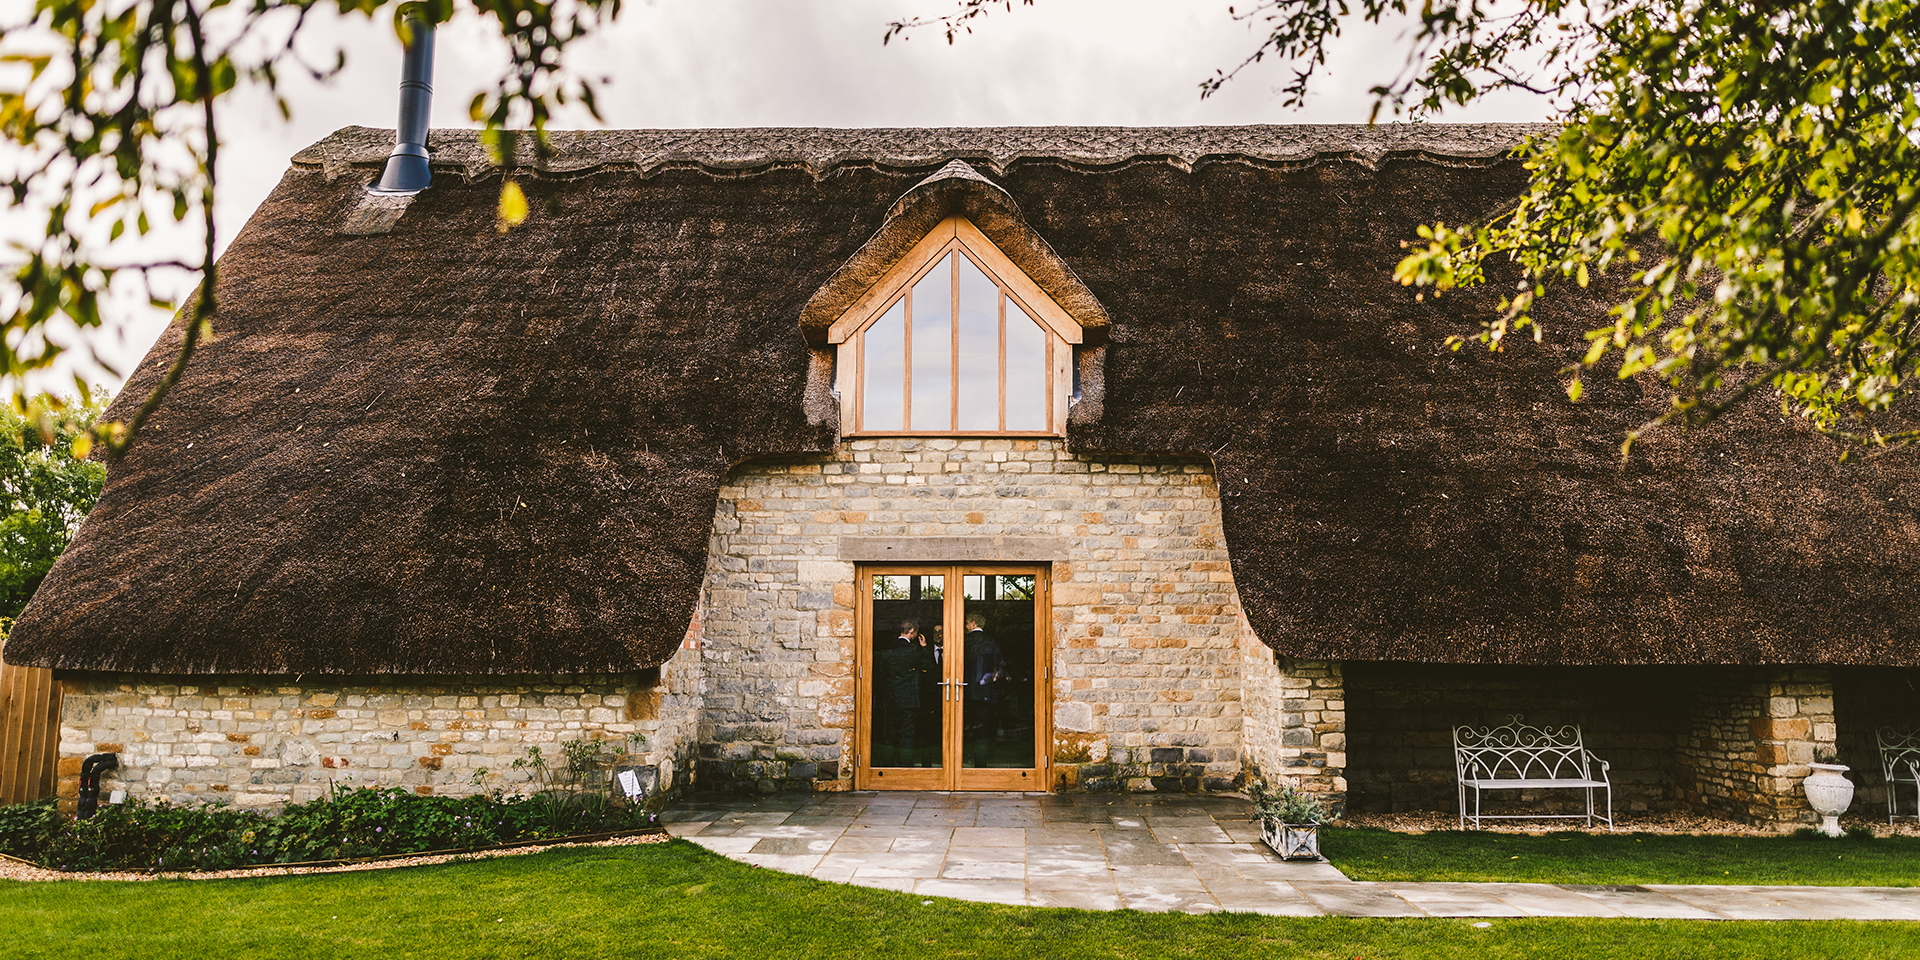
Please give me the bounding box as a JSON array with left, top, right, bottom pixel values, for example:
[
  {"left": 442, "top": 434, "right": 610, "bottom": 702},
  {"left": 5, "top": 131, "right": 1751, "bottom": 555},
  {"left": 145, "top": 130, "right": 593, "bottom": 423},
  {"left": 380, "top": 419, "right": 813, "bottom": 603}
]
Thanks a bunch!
[{"left": 0, "top": 642, "right": 61, "bottom": 804}]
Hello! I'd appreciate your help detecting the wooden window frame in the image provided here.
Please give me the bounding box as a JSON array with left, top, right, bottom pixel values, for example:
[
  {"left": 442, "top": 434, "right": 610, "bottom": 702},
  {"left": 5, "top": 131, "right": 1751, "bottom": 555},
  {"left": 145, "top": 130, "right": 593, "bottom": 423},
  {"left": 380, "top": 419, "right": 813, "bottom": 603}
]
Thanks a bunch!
[{"left": 830, "top": 216, "right": 1081, "bottom": 437}]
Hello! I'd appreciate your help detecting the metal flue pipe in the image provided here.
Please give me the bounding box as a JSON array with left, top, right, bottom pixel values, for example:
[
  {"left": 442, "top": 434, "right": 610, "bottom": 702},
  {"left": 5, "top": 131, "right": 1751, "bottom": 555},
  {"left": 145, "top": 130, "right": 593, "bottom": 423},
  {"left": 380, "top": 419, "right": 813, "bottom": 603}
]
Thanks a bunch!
[
  {"left": 77, "top": 753, "right": 118, "bottom": 819},
  {"left": 371, "top": 6, "right": 436, "bottom": 194}
]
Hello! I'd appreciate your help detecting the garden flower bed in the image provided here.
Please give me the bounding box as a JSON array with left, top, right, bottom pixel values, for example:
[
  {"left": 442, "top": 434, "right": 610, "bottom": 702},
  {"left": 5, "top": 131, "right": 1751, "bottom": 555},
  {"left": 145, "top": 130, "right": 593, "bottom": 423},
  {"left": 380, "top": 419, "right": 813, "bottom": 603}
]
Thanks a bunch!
[{"left": 0, "top": 785, "right": 659, "bottom": 873}]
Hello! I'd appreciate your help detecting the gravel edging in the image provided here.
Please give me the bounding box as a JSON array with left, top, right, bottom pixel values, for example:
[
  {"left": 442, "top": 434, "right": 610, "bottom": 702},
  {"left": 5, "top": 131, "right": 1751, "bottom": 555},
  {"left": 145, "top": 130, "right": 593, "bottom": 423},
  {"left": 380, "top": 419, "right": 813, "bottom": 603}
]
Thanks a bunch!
[
  {"left": 1340, "top": 812, "right": 1920, "bottom": 837},
  {"left": 0, "top": 832, "right": 672, "bottom": 883}
]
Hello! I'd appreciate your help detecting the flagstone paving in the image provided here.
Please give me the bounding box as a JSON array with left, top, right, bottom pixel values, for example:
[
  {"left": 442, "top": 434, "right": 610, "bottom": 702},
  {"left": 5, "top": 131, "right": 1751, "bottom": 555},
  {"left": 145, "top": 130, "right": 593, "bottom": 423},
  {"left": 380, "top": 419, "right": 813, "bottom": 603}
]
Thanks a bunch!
[{"left": 664, "top": 793, "right": 1920, "bottom": 919}]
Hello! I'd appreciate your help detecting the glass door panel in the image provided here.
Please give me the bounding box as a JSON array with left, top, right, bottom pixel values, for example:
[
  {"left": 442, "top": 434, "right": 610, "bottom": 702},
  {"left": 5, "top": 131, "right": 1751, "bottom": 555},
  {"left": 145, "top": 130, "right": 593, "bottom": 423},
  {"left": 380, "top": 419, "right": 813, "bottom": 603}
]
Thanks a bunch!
[
  {"left": 960, "top": 574, "right": 1036, "bottom": 769},
  {"left": 868, "top": 574, "right": 944, "bottom": 770}
]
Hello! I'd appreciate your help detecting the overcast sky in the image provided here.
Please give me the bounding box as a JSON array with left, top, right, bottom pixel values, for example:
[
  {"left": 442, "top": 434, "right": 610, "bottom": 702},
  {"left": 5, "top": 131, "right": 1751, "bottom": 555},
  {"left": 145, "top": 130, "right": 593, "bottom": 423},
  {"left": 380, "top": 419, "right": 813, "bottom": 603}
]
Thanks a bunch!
[{"left": 16, "top": 0, "right": 1556, "bottom": 392}]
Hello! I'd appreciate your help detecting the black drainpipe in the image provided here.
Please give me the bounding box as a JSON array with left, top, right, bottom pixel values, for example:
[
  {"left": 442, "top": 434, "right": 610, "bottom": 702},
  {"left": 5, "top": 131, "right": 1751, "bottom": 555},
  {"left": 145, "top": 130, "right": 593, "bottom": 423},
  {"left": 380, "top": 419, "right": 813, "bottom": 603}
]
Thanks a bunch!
[
  {"left": 76, "top": 753, "right": 119, "bottom": 819},
  {"left": 371, "top": 4, "right": 436, "bottom": 194}
]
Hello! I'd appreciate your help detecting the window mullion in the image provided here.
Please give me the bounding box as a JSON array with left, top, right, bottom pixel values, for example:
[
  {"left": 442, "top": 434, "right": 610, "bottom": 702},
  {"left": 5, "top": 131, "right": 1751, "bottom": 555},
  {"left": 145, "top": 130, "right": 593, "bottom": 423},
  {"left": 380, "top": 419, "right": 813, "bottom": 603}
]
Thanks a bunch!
[
  {"left": 902, "top": 291, "right": 913, "bottom": 430},
  {"left": 1045, "top": 328, "right": 1054, "bottom": 433},
  {"left": 998, "top": 288, "right": 1007, "bottom": 432},
  {"left": 950, "top": 249, "right": 960, "bottom": 432}
]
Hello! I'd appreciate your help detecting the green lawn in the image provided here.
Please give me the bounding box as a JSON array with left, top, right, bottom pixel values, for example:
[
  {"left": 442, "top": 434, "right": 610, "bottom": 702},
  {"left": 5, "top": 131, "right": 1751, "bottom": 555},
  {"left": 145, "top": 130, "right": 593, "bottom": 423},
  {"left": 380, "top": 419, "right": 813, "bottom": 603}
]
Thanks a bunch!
[
  {"left": 1326, "top": 827, "right": 1920, "bottom": 886},
  {"left": 1, "top": 841, "right": 1914, "bottom": 960}
]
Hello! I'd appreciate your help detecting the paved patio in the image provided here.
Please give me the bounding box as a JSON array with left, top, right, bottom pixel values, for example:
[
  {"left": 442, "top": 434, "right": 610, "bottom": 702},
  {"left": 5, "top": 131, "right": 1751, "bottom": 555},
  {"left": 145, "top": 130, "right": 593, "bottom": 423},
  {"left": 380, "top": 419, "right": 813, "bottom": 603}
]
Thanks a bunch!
[{"left": 664, "top": 792, "right": 1920, "bottom": 919}]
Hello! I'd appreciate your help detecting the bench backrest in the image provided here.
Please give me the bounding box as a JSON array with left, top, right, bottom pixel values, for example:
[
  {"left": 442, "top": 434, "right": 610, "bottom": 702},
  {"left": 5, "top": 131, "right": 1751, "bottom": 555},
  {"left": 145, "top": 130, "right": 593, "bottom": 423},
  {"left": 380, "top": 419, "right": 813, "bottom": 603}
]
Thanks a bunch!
[
  {"left": 1877, "top": 727, "right": 1920, "bottom": 783},
  {"left": 1454, "top": 715, "right": 1591, "bottom": 782}
]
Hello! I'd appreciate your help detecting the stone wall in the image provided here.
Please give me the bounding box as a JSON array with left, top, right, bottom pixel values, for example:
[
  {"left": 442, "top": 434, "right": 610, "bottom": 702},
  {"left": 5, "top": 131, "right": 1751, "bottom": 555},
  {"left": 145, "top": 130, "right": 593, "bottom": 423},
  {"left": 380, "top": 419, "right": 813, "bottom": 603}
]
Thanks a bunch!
[
  {"left": 695, "top": 438, "right": 1250, "bottom": 794},
  {"left": 1241, "top": 655, "right": 1345, "bottom": 813},
  {"left": 1676, "top": 668, "right": 1834, "bottom": 828},
  {"left": 1345, "top": 664, "right": 1692, "bottom": 817},
  {"left": 55, "top": 648, "right": 703, "bottom": 809}
]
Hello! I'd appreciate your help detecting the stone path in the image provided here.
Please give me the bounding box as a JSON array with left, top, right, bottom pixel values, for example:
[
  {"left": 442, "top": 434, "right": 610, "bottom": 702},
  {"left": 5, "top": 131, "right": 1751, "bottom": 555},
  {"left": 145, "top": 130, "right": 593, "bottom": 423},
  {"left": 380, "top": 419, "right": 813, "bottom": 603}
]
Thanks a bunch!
[{"left": 664, "top": 793, "right": 1920, "bottom": 919}]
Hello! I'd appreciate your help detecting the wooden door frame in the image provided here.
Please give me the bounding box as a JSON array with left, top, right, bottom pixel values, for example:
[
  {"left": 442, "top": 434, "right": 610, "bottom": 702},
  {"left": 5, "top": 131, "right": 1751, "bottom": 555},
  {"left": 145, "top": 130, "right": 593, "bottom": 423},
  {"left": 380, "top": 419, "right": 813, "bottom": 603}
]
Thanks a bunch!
[{"left": 854, "top": 563, "right": 1052, "bottom": 791}]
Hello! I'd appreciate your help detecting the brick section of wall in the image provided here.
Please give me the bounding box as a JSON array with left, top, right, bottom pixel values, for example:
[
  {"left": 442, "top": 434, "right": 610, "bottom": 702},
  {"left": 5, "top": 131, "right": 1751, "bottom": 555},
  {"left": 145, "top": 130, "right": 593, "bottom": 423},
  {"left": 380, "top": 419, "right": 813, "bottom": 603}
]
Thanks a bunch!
[
  {"left": 697, "top": 438, "right": 1250, "bottom": 794},
  {"left": 55, "top": 653, "right": 702, "bottom": 809},
  {"left": 1677, "top": 668, "right": 1834, "bottom": 828},
  {"left": 1242, "top": 655, "right": 1345, "bottom": 813},
  {"left": 1346, "top": 664, "right": 1692, "bottom": 817}
]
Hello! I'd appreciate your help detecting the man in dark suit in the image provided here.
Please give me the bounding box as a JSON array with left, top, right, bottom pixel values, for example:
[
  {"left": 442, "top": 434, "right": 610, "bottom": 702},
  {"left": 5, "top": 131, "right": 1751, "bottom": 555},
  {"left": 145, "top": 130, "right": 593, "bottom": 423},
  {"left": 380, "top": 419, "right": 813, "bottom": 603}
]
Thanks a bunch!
[
  {"left": 874, "top": 620, "right": 926, "bottom": 765},
  {"left": 962, "top": 612, "right": 1007, "bottom": 758}
]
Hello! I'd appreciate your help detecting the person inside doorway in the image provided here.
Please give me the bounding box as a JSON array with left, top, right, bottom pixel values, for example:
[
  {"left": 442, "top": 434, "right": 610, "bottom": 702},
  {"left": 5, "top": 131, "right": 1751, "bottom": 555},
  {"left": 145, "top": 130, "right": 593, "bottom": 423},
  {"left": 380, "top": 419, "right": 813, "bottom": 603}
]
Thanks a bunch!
[
  {"left": 962, "top": 612, "right": 1007, "bottom": 760},
  {"left": 916, "top": 623, "right": 944, "bottom": 755},
  {"left": 875, "top": 619, "right": 929, "bottom": 765}
]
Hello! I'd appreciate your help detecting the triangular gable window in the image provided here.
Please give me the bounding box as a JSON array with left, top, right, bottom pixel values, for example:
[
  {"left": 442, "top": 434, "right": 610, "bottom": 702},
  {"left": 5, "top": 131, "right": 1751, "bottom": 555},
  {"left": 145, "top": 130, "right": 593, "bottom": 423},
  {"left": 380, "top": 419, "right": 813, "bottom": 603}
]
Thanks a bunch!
[{"left": 830, "top": 215, "right": 1081, "bottom": 436}]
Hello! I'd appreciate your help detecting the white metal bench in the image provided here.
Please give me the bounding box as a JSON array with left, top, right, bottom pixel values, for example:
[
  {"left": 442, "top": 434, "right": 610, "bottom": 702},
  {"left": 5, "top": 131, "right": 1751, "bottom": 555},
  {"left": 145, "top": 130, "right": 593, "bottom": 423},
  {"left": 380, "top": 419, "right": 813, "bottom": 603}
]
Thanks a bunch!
[
  {"left": 1454, "top": 715, "right": 1614, "bottom": 830},
  {"left": 1876, "top": 727, "right": 1920, "bottom": 824}
]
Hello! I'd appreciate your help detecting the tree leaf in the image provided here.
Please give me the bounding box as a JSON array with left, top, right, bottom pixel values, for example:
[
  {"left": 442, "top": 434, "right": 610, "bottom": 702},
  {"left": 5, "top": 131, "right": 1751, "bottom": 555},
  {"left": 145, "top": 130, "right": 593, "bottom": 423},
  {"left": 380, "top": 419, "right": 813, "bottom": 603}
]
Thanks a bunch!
[{"left": 497, "top": 179, "right": 528, "bottom": 230}]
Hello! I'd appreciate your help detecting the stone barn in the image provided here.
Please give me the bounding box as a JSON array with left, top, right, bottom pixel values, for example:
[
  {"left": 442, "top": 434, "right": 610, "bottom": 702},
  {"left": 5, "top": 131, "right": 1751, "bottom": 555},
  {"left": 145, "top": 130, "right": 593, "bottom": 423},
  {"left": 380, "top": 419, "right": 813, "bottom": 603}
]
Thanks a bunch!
[{"left": 8, "top": 125, "right": 1920, "bottom": 829}]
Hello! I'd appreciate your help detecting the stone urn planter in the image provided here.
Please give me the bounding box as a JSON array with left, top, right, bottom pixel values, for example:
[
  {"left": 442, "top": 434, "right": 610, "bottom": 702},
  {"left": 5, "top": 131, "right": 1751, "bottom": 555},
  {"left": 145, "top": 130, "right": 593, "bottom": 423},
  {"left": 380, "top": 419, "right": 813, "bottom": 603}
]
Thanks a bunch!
[
  {"left": 1803, "top": 762, "right": 1855, "bottom": 837},
  {"left": 1260, "top": 818, "right": 1323, "bottom": 862}
]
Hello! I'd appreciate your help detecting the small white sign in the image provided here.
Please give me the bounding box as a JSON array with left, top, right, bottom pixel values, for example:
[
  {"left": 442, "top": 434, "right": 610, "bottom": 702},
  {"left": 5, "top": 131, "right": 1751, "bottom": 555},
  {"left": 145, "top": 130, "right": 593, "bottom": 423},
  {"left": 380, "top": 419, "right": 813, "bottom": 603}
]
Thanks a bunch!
[{"left": 617, "top": 769, "right": 644, "bottom": 798}]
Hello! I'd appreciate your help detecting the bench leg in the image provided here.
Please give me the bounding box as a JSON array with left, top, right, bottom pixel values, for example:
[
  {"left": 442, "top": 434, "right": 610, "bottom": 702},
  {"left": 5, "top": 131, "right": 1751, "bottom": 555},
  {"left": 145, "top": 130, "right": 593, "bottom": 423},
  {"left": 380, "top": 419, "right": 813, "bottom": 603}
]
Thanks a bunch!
[{"left": 1458, "top": 782, "right": 1466, "bottom": 830}]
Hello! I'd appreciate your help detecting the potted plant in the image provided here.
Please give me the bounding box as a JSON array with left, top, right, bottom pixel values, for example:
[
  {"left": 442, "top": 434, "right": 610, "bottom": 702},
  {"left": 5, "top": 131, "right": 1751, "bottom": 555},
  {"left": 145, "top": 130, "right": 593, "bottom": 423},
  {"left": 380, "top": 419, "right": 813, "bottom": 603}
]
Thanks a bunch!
[{"left": 1249, "top": 778, "right": 1327, "bottom": 862}]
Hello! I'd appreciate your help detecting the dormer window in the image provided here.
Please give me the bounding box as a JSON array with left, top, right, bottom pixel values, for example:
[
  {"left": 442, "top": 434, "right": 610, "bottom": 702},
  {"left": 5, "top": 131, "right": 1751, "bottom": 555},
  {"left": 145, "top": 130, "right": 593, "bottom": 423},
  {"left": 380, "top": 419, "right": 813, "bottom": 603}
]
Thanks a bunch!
[{"left": 830, "top": 216, "right": 1080, "bottom": 436}]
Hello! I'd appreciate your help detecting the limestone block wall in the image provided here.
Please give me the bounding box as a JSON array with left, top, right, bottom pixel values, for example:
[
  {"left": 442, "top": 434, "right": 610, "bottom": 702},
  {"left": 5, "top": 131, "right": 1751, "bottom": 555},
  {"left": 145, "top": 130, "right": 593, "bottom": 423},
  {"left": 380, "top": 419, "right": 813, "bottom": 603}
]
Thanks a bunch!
[
  {"left": 55, "top": 650, "right": 703, "bottom": 809},
  {"left": 1240, "top": 655, "right": 1346, "bottom": 814},
  {"left": 695, "top": 438, "right": 1251, "bottom": 794},
  {"left": 1676, "top": 668, "right": 1835, "bottom": 828}
]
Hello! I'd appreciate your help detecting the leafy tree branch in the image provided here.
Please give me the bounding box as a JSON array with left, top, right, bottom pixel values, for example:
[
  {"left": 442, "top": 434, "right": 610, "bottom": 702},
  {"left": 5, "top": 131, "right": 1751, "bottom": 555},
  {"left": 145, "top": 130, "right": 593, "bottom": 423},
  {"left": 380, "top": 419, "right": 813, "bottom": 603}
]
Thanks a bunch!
[
  {"left": 1, "top": 0, "right": 619, "bottom": 457},
  {"left": 903, "top": 0, "right": 1920, "bottom": 451}
]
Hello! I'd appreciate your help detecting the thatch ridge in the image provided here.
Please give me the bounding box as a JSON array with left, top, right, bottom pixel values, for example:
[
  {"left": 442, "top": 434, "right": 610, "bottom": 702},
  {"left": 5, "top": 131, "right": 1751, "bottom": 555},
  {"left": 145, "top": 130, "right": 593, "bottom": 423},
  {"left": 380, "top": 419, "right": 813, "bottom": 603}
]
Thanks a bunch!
[{"left": 294, "top": 124, "right": 1553, "bottom": 181}]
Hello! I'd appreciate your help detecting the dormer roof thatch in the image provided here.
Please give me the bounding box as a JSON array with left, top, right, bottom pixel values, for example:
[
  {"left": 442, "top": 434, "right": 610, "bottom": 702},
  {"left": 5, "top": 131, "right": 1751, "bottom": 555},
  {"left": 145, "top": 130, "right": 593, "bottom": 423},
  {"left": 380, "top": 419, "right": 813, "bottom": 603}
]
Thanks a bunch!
[{"left": 8, "top": 124, "right": 1920, "bottom": 675}]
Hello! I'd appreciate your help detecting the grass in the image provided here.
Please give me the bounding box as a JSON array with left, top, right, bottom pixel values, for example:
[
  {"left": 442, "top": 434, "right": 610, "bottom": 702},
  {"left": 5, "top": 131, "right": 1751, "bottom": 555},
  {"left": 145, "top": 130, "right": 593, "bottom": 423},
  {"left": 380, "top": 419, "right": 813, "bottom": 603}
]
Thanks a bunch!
[
  {"left": 1326, "top": 827, "right": 1920, "bottom": 886},
  {"left": 2, "top": 841, "right": 1916, "bottom": 960}
]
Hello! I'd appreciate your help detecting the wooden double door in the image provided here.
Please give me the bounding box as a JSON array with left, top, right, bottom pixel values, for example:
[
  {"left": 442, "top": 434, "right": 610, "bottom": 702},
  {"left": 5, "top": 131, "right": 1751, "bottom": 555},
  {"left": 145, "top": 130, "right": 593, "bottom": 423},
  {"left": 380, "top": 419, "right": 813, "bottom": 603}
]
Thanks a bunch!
[{"left": 855, "top": 564, "right": 1050, "bottom": 790}]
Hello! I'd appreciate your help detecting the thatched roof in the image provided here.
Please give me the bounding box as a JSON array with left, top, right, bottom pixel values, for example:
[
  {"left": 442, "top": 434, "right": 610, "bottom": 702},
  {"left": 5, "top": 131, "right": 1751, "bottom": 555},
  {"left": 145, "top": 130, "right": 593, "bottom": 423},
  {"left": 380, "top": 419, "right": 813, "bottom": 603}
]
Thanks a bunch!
[{"left": 9, "top": 124, "right": 1920, "bottom": 674}]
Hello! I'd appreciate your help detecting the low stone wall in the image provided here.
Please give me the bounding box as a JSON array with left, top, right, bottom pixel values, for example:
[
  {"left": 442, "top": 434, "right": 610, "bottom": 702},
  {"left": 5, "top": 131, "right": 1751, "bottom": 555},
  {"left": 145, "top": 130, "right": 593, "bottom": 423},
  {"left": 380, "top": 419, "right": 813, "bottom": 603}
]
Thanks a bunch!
[{"left": 55, "top": 653, "right": 702, "bottom": 809}]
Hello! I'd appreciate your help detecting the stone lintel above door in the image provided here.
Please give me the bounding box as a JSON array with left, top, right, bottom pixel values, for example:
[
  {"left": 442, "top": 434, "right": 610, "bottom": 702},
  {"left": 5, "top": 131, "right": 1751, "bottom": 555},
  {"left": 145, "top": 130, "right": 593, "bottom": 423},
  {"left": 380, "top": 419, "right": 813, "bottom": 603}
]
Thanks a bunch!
[{"left": 837, "top": 536, "right": 1070, "bottom": 563}]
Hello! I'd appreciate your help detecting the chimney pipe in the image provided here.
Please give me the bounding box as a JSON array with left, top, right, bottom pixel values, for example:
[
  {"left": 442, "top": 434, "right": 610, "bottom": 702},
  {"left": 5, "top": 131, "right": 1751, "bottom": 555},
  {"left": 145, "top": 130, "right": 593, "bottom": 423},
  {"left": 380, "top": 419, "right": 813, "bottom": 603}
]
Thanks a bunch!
[{"left": 371, "top": 6, "right": 435, "bottom": 194}]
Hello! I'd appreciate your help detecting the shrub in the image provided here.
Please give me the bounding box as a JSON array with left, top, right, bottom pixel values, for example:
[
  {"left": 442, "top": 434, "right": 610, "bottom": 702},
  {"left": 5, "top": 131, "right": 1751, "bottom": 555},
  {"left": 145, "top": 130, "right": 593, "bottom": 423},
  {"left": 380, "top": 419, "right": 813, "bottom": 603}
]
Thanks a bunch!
[
  {"left": 27, "top": 784, "right": 657, "bottom": 872},
  {"left": 43, "top": 800, "right": 266, "bottom": 872},
  {"left": 1247, "top": 778, "right": 1328, "bottom": 825},
  {"left": 0, "top": 798, "right": 59, "bottom": 861}
]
